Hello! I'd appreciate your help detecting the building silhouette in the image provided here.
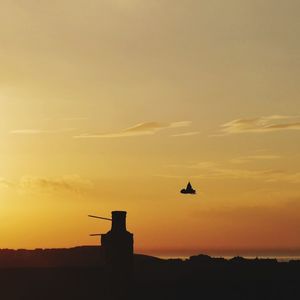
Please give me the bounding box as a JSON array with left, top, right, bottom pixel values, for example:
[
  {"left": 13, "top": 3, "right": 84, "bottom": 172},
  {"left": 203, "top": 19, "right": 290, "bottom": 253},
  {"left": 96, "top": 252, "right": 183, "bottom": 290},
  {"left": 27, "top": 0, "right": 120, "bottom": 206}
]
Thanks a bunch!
[{"left": 101, "top": 211, "right": 134, "bottom": 298}]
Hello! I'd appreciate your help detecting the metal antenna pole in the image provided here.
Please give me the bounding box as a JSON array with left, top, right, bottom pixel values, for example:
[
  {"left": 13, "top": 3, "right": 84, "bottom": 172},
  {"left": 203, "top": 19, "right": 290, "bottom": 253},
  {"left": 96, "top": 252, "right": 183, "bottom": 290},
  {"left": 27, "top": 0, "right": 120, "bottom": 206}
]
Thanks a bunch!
[{"left": 88, "top": 215, "right": 112, "bottom": 221}]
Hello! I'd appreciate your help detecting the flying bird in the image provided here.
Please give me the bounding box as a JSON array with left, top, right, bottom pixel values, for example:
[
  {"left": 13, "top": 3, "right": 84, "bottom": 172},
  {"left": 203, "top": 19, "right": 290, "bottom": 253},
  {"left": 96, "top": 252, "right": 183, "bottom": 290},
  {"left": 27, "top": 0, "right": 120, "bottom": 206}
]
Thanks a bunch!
[{"left": 180, "top": 182, "right": 196, "bottom": 194}]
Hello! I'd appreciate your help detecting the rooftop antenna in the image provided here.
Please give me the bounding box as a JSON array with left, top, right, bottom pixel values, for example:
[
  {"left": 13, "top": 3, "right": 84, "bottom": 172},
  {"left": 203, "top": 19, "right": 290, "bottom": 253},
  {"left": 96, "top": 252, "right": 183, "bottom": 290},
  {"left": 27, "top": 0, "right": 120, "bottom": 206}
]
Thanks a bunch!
[
  {"left": 88, "top": 214, "right": 112, "bottom": 237},
  {"left": 88, "top": 214, "right": 112, "bottom": 221}
]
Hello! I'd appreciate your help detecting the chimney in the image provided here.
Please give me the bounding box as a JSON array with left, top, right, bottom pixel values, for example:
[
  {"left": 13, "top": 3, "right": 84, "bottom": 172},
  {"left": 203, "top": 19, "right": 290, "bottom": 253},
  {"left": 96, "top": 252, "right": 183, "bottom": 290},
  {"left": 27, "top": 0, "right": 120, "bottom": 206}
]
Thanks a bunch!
[
  {"left": 111, "top": 211, "right": 127, "bottom": 232},
  {"left": 101, "top": 210, "right": 134, "bottom": 297}
]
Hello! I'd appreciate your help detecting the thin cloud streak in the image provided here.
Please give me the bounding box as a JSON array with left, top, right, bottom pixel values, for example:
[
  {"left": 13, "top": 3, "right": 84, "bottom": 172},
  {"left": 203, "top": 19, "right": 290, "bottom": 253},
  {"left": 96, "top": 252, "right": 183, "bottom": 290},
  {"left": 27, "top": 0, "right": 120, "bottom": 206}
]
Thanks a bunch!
[
  {"left": 159, "top": 169, "right": 300, "bottom": 183},
  {"left": 10, "top": 128, "right": 76, "bottom": 135},
  {"left": 0, "top": 178, "right": 13, "bottom": 188},
  {"left": 62, "top": 117, "right": 88, "bottom": 121},
  {"left": 219, "top": 115, "right": 300, "bottom": 135},
  {"left": 164, "top": 161, "right": 300, "bottom": 183},
  {"left": 74, "top": 121, "right": 191, "bottom": 138},
  {"left": 0, "top": 175, "right": 93, "bottom": 194},
  {"left": 172, "top": 131, "right": 200, "bottom": 137},
  {"left": 230, "top": 155, "right": 281, "bottom": 164},
  {"left": 19, "top": 175, "right": 93, "bottom": 193}
]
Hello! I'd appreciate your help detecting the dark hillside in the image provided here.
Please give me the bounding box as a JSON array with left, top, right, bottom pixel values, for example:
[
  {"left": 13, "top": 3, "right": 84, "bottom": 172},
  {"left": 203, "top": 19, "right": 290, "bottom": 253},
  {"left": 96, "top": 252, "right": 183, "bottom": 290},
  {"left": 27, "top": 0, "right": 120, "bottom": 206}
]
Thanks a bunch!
[{"left": 0, "top": 248, "right": 299, "bottom": 299}]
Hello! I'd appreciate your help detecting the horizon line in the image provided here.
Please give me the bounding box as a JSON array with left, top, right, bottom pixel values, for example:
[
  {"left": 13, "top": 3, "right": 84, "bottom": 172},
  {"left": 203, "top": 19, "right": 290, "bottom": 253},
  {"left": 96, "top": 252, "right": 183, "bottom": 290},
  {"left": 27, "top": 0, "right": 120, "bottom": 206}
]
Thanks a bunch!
[{"left": 1, "top": 245, "right": 300, "bottom": 257}]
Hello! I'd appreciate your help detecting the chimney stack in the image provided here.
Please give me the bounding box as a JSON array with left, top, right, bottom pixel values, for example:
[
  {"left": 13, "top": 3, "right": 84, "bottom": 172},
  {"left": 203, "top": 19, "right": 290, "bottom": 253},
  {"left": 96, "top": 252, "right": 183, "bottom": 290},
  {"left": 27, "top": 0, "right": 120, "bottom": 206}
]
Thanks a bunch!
[
  {"left": 101, "top": 211, "right": 134, "bottom": 278},
  {"left": 111, "top": 211, "right": 127, "bottom": 232}
]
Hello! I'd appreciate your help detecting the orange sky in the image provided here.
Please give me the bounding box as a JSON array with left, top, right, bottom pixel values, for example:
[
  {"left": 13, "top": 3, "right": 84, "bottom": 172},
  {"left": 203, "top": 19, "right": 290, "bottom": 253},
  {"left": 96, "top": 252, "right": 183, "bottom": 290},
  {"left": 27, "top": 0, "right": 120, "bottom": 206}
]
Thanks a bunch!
[{"left": 0, "top": 0, "right": 300, "bottom": 256}]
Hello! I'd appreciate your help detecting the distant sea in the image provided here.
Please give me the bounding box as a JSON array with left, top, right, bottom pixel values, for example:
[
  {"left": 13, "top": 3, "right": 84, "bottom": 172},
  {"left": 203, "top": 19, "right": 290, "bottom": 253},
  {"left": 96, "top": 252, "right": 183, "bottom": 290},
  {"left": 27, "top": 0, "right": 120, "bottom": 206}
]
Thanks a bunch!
[{"left": 156, "top": 255, "right": 300, "bottom": 262}]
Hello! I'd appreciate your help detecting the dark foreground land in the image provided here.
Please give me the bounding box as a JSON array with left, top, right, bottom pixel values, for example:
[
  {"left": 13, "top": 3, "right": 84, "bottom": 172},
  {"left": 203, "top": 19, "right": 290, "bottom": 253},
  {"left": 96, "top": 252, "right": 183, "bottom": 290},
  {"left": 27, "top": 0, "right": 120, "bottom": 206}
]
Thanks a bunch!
[{"left": 0, "top": 246, "right": 299, "bottom": 300}]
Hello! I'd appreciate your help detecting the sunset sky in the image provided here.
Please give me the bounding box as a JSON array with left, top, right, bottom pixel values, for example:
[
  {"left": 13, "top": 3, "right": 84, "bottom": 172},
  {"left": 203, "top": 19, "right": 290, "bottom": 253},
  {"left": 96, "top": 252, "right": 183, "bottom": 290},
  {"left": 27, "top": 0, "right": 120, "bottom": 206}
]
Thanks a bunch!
[{"left": 1, "top": 1, "right": 300, "bottom": 257}]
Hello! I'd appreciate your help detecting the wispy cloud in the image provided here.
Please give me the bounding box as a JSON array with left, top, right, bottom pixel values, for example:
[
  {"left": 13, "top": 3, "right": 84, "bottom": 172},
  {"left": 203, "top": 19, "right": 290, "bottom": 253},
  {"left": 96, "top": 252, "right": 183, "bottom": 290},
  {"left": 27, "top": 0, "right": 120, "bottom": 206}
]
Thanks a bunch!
[
  {"left": 62, "top": 117, "right": 88, "bottom": 121},
  {"left": 19, "top": 175, "right": 93, "bottom": 193},
  {"left": 10, "top": 128, "right": 76, "bottom": 135},
  {"left": 0, "top": 178, "right": 12, "bottom": 188},
  {"left": 164, "top": 161, "right": 300, "bottom": 183},
  {"left": 230, "top": 154, "right": 281, "bottom": 164},
  {"left": 172, "top": 131, "right": 200, "bottom": 137},
  {"left": 167, "top": 161, "right": 218, "bottom": 169},
  {"left": 74, "top": 121, "right": 191, "bottom": 138},
  {"left": 219, "top": 115, "right": 300, "bottom": 135},
  {"left": 0, "top": 175, "right": 93, "bottom": 194}
]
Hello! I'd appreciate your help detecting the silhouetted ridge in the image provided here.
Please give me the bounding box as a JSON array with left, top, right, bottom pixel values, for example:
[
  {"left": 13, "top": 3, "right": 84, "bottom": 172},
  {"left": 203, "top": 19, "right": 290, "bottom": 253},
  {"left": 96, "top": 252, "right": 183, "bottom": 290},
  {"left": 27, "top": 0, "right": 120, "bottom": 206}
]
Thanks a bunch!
[
  {"left": 0, "top": 246, "right": 104, "bottom": 268},
  {"left": 0, "top": 250, "right": 299, "bottom": 299}
]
